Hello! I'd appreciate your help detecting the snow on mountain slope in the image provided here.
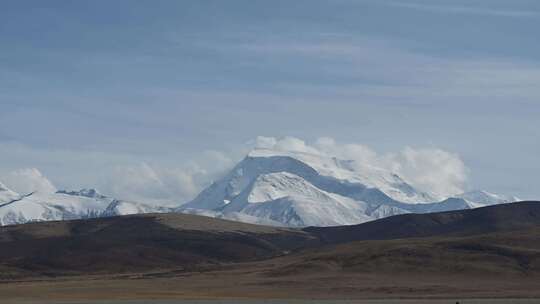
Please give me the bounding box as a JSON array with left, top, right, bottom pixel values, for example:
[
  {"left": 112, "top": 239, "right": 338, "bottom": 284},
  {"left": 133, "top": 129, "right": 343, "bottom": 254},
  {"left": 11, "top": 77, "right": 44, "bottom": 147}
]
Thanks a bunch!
[
  {"left": 57, "top": 188, "right": 108, "bottom": 200},
  {"left": 455, "top": 190, "right": 520, "bottom": 208},
  {"left": 0, "top": 189, "right": 112, "bottom": 226},
  {"left": 248, "top": 149, "right": 436, "bottom": 204},
  {"left": 367, "top": 204, "right": 410, "bottom": 219},
  {"left": 103, "top": 199, "right": 171, "bottom": 216},
  {"left": 183, "top": 149, "right": 433, "bottom": 212},
  {"left": 0, "top": 182, "right": 20, "bottom": 205},
  {"left": 232, "top": 196, "right": 371, "bottom": 227},
  {"left": 179, "top": 154, "right": 397, "bottom": 226},
  {"left": 219, "top": 172, "right": 373, "bottom": 227},
  {"left": 0, "top": 198, "right": 63, "bottom": 226},
  {"left": 0, "top": 188, "right": 167, "bottom": 226},
  {"left": 246, "top": 172, "right": 344, "bottom": 204},
  {"left": 37, "top": 190, "right": 113, "bottom": 215},
  {"left": 179, "top": 149, "right": 435, "bottom": 226}
]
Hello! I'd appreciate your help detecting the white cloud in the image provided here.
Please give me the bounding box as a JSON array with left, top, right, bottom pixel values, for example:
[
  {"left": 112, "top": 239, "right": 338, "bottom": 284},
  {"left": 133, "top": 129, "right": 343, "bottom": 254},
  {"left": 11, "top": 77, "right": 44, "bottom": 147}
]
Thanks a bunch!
[
  {"left": 99, "top": 163, "right": 199, "bottom": 206},
  {"left": 315, "top": 137, "right": 379, "bottom": 165},
  {"left": 382, "top": 1, "right": 538, "bottom": 17},
  {"left": 254, "top": 136, "right": 468, "bottom": 198},
  {"left": 1, "top": 168, "right": 57, "bottom": 194},
  {"left": 255, "top": 136, "right": 278, "bottom": 149},
  {"left": 0, "top": 141, "right": 241, "bottom": 206},
  {"left": 199, "top": 150, "right": 237, "bottom": 174},
  {"left": 386, "top": 147, "right": 469, "bottom": 198},
  {"left": 97, "top": 150, "right": 237, "bottom": 206},
  {"left": 256, "top": 136, "right": 321, "bottom": 155},
  {"left": 0, "top": 136, "right": 469, "bottom": 205},
  {"left": 230, "top": 35, "right": 540, "bottom": 102}
]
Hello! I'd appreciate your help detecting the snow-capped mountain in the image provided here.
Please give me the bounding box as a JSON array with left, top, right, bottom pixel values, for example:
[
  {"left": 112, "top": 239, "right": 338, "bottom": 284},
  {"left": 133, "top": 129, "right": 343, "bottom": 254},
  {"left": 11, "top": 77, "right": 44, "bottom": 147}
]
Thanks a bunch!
[
  {"left": 0, "top": 187, "right": 169, "bottom": 226},
  {"left": 248, "top": 149, "right": 437, "bottom": 204},
  {"left": 220, "top": 171, "right": 373, "bottom": 227},
  {"left": 178, "top": 148, "right": 520, "bottom": 227},
  {"left": 102, "top": 199, "right": 170, "bottom": 217},
  {"left": 182, "top": 149, "right": 434, "bottom": 212},
  {"left": 455, "top": 190, "right": 520, "bottom": 208}
]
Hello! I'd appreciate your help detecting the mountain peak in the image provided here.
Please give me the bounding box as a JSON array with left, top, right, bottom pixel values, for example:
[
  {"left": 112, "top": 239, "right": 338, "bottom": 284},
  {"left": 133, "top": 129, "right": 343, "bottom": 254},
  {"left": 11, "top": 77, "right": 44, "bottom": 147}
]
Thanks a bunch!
[
  {"left": 56, "top": 188, "right": 108, "bottom": 199},
  {"left": 247, "top": 148, "right": 435, "bottom": 204},
  {"left": 455, "top": 190, "right": 520, "bottom": 207}
]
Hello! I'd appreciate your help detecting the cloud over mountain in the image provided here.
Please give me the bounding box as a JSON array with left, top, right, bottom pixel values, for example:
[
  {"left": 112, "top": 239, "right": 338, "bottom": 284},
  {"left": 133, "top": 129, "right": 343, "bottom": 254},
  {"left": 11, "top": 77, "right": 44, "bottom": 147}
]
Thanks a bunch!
[
  {"left": 256, "top": 136, "right": 468, "bottom": 199},
  {"left": 1, "top": 168, "right": 57, "bottom": 195},
  {"left": 0, "top": 136, "right": 469, "bottom": 205}
]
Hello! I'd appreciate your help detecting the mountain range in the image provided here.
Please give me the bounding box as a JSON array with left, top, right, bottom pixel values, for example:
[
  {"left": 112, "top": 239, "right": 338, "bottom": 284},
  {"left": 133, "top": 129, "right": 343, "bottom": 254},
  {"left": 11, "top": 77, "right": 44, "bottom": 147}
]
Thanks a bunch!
[
  {"left": 0, "top": 148, "right": 519, "bottom": 227},
  {"left": 0, "top": 186, "right": 167, "bottom": 226}
]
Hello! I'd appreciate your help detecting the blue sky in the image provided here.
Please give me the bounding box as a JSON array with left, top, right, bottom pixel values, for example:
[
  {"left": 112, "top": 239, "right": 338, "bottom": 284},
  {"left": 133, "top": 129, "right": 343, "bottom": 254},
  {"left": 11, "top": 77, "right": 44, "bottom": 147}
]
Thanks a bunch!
[{"left": 1, "top": 0, "right": 539, "bottom": 202}]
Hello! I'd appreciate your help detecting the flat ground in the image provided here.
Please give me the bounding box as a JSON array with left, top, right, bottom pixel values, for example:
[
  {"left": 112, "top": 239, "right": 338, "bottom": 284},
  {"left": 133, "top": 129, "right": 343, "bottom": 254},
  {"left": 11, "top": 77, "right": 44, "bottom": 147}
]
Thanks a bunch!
[
  {"left": 1, "top": 260, "right": 540, "bottom": 302},
  {"left": 5, "top": 300, "right": 540, "bottom": 304}
]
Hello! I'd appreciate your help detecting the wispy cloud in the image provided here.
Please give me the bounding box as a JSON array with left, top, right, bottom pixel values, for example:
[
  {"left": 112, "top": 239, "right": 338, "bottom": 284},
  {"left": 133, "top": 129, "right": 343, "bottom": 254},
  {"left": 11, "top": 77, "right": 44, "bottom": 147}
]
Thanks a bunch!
[
  {"left": 382, "top": 1, "right": 539, "bottom": 17},
  {"left": 216, "top": 34, "right": 540, "bottom": 101},
  {"left": 2, "top": 168, "right": 57, "bottom": 195}
]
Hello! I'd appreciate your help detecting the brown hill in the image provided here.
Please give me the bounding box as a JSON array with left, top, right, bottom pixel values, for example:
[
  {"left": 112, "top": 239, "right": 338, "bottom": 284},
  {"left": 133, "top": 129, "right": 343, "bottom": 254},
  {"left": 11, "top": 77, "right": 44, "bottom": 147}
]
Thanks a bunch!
[
  {"left": 0, "top": 213, "right": 316, "bottom": 279},
  {"left": 1, "top": 202, "right": 540, "bottom": 300},
  {"left": 0, "top": 202, "right": 539, "bottom": 280},
  {"left": 271, "top": 226, "right": 540, "bottom": 277},
  {"left": 305, "top": 201, "right": 540, "bottom": 244}
]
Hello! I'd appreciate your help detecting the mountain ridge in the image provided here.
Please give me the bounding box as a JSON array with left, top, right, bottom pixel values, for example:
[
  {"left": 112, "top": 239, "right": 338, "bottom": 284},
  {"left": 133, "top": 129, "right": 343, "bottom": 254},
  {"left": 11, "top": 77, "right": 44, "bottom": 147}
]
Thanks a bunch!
[
  {"left": 305, "top": 201, "right": 540, "bottom": 244},
  {"left": 0, "top": 148, "right": 521, "bottom": 227},
  {"left": 0, "top": 187, "right": 169, "bottom": 226}
]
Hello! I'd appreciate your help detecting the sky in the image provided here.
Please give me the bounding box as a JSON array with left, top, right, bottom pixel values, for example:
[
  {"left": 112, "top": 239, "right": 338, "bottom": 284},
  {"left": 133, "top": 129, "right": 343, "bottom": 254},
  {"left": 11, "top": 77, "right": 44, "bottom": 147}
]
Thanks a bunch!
[{"left": 1, "top": 0, "right": 539, "bottom": 204}]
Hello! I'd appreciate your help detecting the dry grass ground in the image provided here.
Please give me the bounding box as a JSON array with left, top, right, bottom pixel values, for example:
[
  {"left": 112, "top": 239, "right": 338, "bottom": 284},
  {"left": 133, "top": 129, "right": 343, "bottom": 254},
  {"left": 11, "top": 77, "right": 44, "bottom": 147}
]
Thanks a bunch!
[{"left": 1, "top": 265, "right": 540, "bottom": 301}]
